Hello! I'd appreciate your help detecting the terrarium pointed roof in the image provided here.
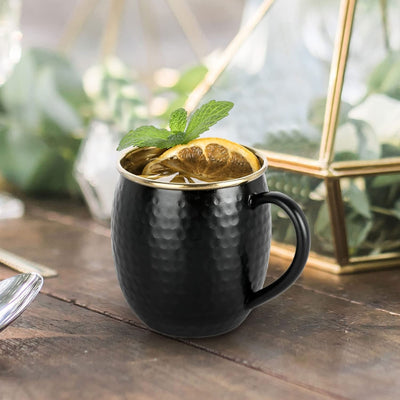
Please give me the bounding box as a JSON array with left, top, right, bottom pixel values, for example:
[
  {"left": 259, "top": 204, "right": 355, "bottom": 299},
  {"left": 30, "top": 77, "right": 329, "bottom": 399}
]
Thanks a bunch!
[{"left": 185, "top": 0, "right": 400, "bottom": 179}]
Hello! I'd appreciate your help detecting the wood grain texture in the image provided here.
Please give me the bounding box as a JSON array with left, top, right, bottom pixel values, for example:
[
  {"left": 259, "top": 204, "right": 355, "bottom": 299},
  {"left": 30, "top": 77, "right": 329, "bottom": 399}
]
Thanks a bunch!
[
  {"left": 190, "top": 285, "right": 400, "bottom": 400},
  {"left": 268, "top": 255, "right": 400, "bottom": 314},
  {"left": 0, "top": 294, "right": 327, "bottom": 400},
  {"left": 0, "top": 211, "right": 129, "bottom": 319},
  {"left": 1, "top": 199, "right": 400, "bottom": 399}
]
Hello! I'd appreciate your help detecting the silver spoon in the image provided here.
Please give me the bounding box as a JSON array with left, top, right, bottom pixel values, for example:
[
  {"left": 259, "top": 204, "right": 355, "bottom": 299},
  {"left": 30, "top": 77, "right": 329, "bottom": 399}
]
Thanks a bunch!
[{"left": 0, "top": 273, "right": 43, "bottom": 332}]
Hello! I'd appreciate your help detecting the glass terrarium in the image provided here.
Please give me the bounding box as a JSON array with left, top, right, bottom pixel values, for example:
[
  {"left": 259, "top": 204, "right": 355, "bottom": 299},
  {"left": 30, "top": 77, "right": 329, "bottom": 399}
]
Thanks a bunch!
[{"left": 186, "top": 0, "right": 400, "bottom": 273}]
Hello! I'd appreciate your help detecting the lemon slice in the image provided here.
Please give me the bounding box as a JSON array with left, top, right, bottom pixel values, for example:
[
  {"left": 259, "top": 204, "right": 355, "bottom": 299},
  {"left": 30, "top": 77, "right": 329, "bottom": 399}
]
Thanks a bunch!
[{"left": 142, "top": 138, "right": 260, "bottom": 182}]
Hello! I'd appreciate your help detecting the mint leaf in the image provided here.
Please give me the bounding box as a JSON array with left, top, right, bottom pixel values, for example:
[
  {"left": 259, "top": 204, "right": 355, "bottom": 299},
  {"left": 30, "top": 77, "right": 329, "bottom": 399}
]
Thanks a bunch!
[
  {"left": 166, "top": 131, "right": 187, "bottom": 147},
  {"left": 117, "top": 126, "right": 172, "bottom": 150},
  {"left": 117, "top": 100, "right": 234, "bottom": 150},
  {"left": 169, "top": 108, "right": 187, "bottom": 132},
  {"left": 185, "top": 100, "right": 234, "bottom": 142}
]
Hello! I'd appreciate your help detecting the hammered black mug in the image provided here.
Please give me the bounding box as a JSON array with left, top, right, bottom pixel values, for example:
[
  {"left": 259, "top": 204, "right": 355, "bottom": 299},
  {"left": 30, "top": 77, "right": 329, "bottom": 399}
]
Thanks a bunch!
[{"left": 112, "top": 147, "right": 310, "bottom": 338}]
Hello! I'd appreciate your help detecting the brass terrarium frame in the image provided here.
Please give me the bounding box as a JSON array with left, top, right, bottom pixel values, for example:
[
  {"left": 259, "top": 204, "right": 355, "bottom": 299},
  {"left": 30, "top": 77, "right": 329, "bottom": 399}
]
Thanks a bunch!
[{"left": 185, "top": 0, "right": 400, "bottom": 274}]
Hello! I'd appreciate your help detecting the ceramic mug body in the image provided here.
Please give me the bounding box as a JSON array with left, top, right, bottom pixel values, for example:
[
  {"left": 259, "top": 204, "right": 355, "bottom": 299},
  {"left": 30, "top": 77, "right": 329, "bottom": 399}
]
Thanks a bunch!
[{"left": 111, "top": 148, "right": 310, "bottom": 338}]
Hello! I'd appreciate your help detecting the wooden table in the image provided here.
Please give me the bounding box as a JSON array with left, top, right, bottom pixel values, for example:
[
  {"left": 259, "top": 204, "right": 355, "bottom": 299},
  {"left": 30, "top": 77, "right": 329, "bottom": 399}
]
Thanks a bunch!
[{"left": 0, "top": 198, "right": 399, "bottom": 400}]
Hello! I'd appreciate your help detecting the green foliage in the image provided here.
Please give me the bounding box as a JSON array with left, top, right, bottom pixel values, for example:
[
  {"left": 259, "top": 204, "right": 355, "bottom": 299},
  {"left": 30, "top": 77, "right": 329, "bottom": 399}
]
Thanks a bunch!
[
  {"left": 343, "top": 181, "right": 371, "bottom": 219},
  {"left": 261, "top": 41, "right": 400, "bottom": 257},
  {"left": 381, "top": 143, "right": 400, "bottom": 158},
  {"left": 260, "top": 114, "right": 400, "bottom": 257},
  {"left": 254, "top": 130, "right": 320, "bottom": 159},
  {"left": 345, "top": 212, "right": 373, "bottom": 252},
  {"left": 172, "top": 65, "right": 208, "bottom": 95},
  {"left": 308, "top": 97, "right": 352, "bottom": 131},
  {"left": 313, "top": 202, "right": 335, "bottom": 254},
  {"left": 371, "top": 173, "right": 400, "bottom": 188},
  {"left": 155, "top": 64, "right": 208, "bottom": 121},
  {"left": 368, "top": 51, "right": 400, "bottom": 100},
  {"left": 83, "top": 58, "right": 148, "bottom": 132},
  {"left": 0, "top": 48, "right": 91, "bottom": 195},
  {"left": 267, "top": 169, "right": 336, "bottom": 256},
  {"left": 267, "top": 166, "right": 400, "bottom": 258},
  {"left": 117, "top": 100, "right": 234, "bottom": 150}
]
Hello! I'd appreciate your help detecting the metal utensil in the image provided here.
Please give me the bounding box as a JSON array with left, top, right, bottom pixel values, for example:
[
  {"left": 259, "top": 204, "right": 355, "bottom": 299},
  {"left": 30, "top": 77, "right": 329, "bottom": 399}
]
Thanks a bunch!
[
  {"left": 0, "top": 273, "right": 43, "bottom": 332},
  {"left": 0, "top": 248, "right": 58, "bottom": 278}
]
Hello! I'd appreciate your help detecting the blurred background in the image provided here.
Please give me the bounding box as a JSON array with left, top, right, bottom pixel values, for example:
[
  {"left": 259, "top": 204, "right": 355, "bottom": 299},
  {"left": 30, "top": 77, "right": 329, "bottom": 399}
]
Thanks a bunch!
[
  {"left": 1, "top": 0, "right": 399, "bottom": 267},
  {"left": 21, "top": 0, "right": 243, "bottom": 73},
  {"left": 0, "top": 0, "right": 245, "bottom": 220}
]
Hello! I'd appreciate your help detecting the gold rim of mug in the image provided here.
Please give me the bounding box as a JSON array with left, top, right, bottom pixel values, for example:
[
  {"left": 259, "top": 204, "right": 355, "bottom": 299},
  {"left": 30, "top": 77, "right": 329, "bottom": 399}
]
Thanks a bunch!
[{"left": 117, "top": 146, "right": 268, "bottom": 191}]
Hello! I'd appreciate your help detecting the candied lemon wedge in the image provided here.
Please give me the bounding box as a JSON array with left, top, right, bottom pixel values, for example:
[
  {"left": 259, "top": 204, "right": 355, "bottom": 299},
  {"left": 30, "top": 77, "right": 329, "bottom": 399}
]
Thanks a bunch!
[{"left": 141, "top": 138, "right": 260, "bottom": 182}]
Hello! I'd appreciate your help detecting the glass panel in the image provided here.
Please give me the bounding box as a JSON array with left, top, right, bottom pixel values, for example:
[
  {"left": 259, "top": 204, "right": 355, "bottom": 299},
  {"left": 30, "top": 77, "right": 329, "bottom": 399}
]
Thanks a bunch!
[
  {"left": 199, "top": 0, "right": 340, "bottom": 159},
  {"left": 267, "top": 168, "right": 335, "bottom": 258},
  {"left": 74, "top": 120, "right": 121, "bottom": 223},
  {"left": 341, "top": 173, "right": 400, "bottom": 257},
  {"left": 335, "top": 0, "right": 400, "bottom": 162}
]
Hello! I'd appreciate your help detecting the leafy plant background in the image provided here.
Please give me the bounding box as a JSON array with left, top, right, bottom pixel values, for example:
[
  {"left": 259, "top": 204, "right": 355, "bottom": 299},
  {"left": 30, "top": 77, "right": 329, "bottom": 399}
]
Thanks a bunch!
[
  {"left": 264, "top": 45, "right": 400, "bottom": 258},
  {"left": 0, "top": 48, "right": 91, "bottom": 196},
  {"left": 0, "top": 46, "right": 206, "bottom": 197}
]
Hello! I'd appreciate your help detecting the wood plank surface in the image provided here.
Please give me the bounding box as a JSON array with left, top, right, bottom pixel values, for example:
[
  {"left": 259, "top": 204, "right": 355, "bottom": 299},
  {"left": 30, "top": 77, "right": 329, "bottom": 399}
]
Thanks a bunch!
[
  {"left": 0, "top": 294, "right": 327, "bottom": 400},
  {"left": 1, "top": 199, "right": 400, "bottom": 399},
  {"left": 190, "top": 285, "right": 400, "bottom": 400},
  {"left": 268, "top": 257, "right": 400, "bottom": 315}
]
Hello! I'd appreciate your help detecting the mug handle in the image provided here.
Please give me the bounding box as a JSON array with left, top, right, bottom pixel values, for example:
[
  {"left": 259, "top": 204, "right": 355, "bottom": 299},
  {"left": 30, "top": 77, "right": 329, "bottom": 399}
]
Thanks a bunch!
[{"left": 246, "top": 191, "right": 310, "bottom": 310}]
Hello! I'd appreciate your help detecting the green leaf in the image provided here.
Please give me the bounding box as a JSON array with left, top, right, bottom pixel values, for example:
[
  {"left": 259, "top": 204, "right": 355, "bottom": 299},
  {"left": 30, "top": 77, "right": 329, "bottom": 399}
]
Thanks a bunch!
[
  {"left": 368, "top": 55, "right": 393, "bottom": 92},
  {"left": 314, "top": 202, "right": 331, "bottom": 238},
  {"left": 0, "top": 48, "right": 90, "bottom": 195},
  {"left": 308, "top": 97, "right": 352, "bottom": 130},
  {"left": 381, "top": 143, "right": 400, "bottom": 158},
  {"left": 0, "top": 50, "right": 40, "bottom": 129},
  {"left": 117, "top": 126, "right": 172, "bottom": 150},
  {"left": 333, "top": 151, "right": 360, "bottom": 162},
  {"left": 0, "top": 121, "right": 80, "bottom": 195},
  {"left": 343, "top": 182, "right": 371, "bottom": 219},
  {"left": 346, "top": 212, "right": 373, "bottom": 253},
  {"left": 367, "top": 52, "right": 400, "bottom": 99},
  {"left": 118, "top": 99, "right": 234, "bottom": 149},
  {"left": 166, "top": 131, "right": 186, "bottom": 147},
  {"left": 185, "top": 100, "right": 234, "bottom": 142},
  {"left": 36, "top": 67, "right": 83, "bottom": 133},
  {"left": 371, "top": 173, "right": 400, "bottom": 188},
  {"left": 31, "top": 48, "right": 89, "bottom": 109},
  {"left": 0, "top": 49, "right": 36, "bottom": 111},
  {"left": 394, "top": 200, "right": 400, "bottom": 220},
  {"left": 254, "top": 129, "right": 319, "bottom": 159},
  {"left": 158, "top": 94, "right": 187, "bottom": 121},
  {"left": 380, "top": 63, "right": 400, "bottom": 97},
  {"left": 169, "top": 108, "right": 187, "bottom": 132},
  {"left": 171, "top": 65, "right": 208, "bottom": 95},
  {"left": 307, "top": 98, "right": 326, "bottom": 130}
]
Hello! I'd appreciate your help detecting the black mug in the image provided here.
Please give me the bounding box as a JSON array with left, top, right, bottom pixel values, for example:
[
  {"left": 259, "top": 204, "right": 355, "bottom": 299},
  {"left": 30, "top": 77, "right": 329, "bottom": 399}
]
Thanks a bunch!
[{"left": 112, "top": 147, "right": 310, "bottom": 338}]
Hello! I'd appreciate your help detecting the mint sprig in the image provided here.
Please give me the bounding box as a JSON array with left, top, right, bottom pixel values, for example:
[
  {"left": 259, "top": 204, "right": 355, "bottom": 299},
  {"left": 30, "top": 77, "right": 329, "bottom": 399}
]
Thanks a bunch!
[
  {"left": 117, "top": 100, "right": 234, "bottom": 150},
  {"left": 169, "top": 108, "right": 187, "bottom": 132}
]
